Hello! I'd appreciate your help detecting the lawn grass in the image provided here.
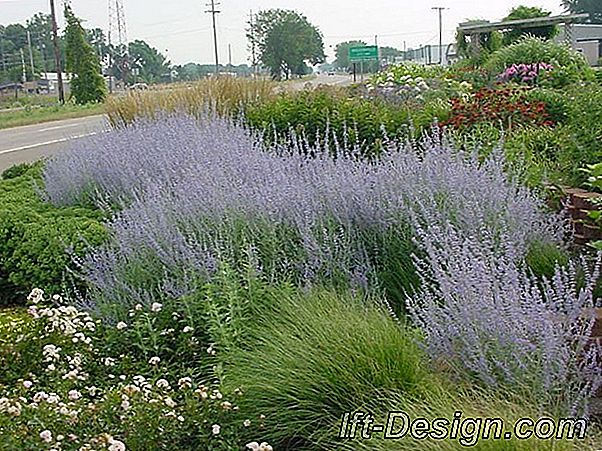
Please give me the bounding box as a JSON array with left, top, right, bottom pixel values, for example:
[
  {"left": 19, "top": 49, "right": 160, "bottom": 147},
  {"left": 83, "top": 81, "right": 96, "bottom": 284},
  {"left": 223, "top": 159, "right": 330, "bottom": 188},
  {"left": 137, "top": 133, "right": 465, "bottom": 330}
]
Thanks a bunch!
[{"left": 0, "top": 102, "right": 105, "bottom": 130}]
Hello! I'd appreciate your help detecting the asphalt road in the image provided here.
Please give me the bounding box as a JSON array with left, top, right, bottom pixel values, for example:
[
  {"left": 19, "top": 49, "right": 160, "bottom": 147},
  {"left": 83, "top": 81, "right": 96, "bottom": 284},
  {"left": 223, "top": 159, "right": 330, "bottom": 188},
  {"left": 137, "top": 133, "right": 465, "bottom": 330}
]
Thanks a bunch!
[
  {"left": 0, "top": 75, "right": 354, "bottom": 174},
  {"left": 0, "top": 115, "right": 108, "bottom": 174}
]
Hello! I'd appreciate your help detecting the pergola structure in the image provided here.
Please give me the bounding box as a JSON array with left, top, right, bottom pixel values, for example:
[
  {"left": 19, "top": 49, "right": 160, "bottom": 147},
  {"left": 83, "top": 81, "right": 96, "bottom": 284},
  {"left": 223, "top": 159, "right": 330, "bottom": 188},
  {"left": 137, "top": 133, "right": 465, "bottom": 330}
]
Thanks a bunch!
[{"left": 457, "top": 13, "right": 590, "bottom": 57}]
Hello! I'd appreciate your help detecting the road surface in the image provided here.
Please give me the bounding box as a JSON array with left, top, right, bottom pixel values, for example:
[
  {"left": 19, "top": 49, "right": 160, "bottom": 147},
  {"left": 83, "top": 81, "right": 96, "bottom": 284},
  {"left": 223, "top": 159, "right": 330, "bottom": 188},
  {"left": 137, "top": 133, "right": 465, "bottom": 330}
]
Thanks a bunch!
[
  {"left": 0, "top": 115, "right": 108, "bottom": 173},
  {"left": 0, "top": 75, "right": 355, "bottom": 174}
]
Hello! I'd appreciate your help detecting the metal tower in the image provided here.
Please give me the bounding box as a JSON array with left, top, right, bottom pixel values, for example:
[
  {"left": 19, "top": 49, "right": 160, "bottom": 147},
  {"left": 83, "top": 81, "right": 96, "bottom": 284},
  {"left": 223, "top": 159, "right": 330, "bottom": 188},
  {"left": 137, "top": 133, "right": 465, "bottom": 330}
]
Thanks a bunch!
[
  {"left": 108, "top": 0, "right": 129, "bottom": 86},
  {"left": 108, "top": 0, "right": 128, "bottom": 50}
]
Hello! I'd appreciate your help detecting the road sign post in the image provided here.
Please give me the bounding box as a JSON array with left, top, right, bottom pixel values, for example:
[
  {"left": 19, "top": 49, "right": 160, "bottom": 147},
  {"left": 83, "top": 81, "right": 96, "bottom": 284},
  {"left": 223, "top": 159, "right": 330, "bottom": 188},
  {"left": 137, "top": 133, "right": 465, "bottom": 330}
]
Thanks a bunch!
[
  {"left": 349, "top": 46, "right": 378, "bottom": 81},
  {"left": 349, "top": 45, "right": 379, "bottom": 62}
]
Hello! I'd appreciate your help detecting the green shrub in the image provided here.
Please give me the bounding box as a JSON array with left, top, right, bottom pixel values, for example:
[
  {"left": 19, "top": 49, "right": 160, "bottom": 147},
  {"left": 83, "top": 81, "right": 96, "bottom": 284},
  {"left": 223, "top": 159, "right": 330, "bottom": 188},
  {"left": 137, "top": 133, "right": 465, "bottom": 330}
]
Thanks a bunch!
[
  {"left": 245, "top": 87, "right": 414, "bottom": 158},
  {"left": 224, "top": 289, "right": 432, "bottom": 448},
  {"left": 0, "top": 164, "right": 106, "bottom": 306},
  {"left": 503, "top": 125, "right": 577, "bottom": 187},
  {"left": 524, "top": 88, "right": 570, "bottom": 124},
  {"left": 485, "top": 37, "right": 594, "bottom": 87},
  {"left": 560, "top": 84, "right": 602, "bottom": 185}
]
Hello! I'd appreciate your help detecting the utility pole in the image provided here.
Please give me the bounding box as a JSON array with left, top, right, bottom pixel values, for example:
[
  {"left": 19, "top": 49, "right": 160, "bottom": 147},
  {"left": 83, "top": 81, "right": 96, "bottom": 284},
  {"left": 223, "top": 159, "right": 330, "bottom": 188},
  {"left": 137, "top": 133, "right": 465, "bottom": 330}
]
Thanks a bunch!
[
  {"left": 206, "top": 0, "right": 221, "bottom": 75},
  {"left": 375, "top": 34, "right": 379, "bottom": 71},
  {"left": 228, "top": 43, "right": 232, "bottom": 67},
  {"left": 20, "top": 49, "right": 27, "bottom": 83},
  {"left": 27, "top": 31, "right": 36, "bottom": 77},
  {"left": 432, "top": 7, "right": 445, "bottom": 65},
  {"left": 249, "top": 10, "right": 257, "bottom": 77},
  {"left": 0, "top": 40, "right": 6, "bottom": 73},
  {"left": 49, "top": 0, "right": 65, "bottom": 103}
]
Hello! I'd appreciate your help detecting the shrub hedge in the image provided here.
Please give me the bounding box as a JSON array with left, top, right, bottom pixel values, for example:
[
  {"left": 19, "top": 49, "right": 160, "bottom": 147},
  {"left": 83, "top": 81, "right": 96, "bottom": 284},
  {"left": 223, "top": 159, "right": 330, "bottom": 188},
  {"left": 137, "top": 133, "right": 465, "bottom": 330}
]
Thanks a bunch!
[{"left": 0, "top": 163, "right": 106, "bottom": 306}]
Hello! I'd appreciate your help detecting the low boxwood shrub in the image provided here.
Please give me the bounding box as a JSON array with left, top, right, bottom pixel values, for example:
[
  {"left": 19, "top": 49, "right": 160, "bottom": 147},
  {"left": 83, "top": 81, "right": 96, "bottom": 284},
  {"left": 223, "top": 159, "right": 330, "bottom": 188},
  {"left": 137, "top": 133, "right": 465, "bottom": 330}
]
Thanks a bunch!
[{"left": 0, "top": 164, "right": 106, "bottom": 306}]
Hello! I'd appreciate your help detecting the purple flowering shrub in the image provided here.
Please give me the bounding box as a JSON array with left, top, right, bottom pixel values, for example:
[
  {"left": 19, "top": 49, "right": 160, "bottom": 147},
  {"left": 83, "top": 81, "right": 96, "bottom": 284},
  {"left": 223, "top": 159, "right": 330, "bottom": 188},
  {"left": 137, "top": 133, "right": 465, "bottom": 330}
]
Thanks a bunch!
[
  {"left": 42, "top": 115, "right": 564, "bottom": 317},
  {"left": 44, "top": 116, "right": 562, "bottom": 320},
  {"left": 407, "top": 218, "right": 601, "bottom": 415},
  {"left": 499, "top": 63, "right": 554, "bottom": 85}
]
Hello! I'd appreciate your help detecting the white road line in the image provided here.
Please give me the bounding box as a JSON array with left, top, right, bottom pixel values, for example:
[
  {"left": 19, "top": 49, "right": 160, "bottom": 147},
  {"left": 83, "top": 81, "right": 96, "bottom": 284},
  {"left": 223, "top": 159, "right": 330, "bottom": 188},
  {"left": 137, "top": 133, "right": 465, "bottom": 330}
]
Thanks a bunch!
[
  {"left": 0, "top": 132, "right": 99, "bottom": 156},
  {"left": 37, "top": 123, "right": 87, "bottom": 132}
]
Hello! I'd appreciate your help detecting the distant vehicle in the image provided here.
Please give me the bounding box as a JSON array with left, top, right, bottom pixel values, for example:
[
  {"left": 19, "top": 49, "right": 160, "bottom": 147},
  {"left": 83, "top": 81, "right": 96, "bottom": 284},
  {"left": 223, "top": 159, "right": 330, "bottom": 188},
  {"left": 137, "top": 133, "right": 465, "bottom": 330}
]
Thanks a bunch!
[
  {"left": 130, "top": 83, "right": 149, "bottom": 91},
  {"left": 327, "top": 71, "right": 335, "bottom": 76}
]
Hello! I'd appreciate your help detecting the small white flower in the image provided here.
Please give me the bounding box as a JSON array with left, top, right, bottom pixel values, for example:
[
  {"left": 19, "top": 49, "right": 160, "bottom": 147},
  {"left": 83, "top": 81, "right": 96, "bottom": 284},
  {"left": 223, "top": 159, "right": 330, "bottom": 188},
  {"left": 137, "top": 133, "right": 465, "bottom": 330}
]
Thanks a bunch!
[
  {"left": 182, "top": 326, "right": 193, "bottom": 333},
  {"left": 177, "top": 377, "right": 192, "bottom": 389},
  {"left": 56, "top": 435, "right": 65, "bottom": 441},
  {"left": 116, "top": 322, "right": 128, "bottom": 330},
  {"left": 211, "top": 424, "right": 221, "bottom": 435},
  {"left": 108, "top": 439, "right": 126, "bottom": 451},
  {"left": 246, "top": 442, "right": 260, "bottom": 451},
  {"left": 156, "top": 379, "right": 170, "bottom": 389},
  {"left": 243, "top": 419, "right": 251, "bottom": 427},
  {"left": 164, "top": 396, "right": 176, "bottom": 408},
  {"left": 135, "top": 304, "right": 143, "bottom": 311},
  {"left": 121, "top": 400, "right": 131, "bottom": 411},
  {"left": 40, "top": 430, "right": 53, "bottom": 443},
  {"left": 33, "top": 392, "right": 48, "bottom": 403},
  {"left": 150, "top": 302, "right": 163, "bottom": 312},
  {"left": 221, "top": 401, "right": 232, "bottom": 410},
  {"left": 68, "top": 390, "right": 82, "bottom": 401},
  {"left": 148, "top": 356, "right": 160, "bottom": 365},
  {"left": 23, "top": 380, "right": 33, "bottom": 389}
]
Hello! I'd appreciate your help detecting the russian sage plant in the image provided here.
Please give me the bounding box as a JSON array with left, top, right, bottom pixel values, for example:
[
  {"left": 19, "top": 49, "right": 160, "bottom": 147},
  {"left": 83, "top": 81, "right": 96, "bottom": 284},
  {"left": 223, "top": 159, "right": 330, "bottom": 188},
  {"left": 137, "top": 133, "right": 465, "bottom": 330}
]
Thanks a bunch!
[
  {"left": 43, "top": 114, "right": 563, "bottom": 318},
  {"left": 407, "top": 219, "right": 601, "bottom": 416}
]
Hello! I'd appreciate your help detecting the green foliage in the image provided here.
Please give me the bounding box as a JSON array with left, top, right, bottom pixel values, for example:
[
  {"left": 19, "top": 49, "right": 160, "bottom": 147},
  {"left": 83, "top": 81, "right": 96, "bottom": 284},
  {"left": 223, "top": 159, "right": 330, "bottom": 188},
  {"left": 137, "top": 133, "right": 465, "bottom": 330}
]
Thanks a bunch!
[
  {"left": 0, "top": 290, "right": 259, "bottom": 450},
  {"left": 456, "top": 21, "right": 503, "bottom": 63},
  {"left": 64, "top": 5, "right": 106, "bottom": 104},
  {"left": 525, "top": 240, "right": 569, "bottom": 279},
  {"left": 247, "top": 9, "right": 325, "bottom": 80},
  {"left": 502, "top": 6, "right": 558, "bottom": 45},
  {"left": 562, "top": 0, "right": 602, "bottom": 23},
  {"left": 224, "top": 289, "right": 432, "bottom": 448},
  {"left": 561, "top": 84, "right": 602, "bottom": 184},
  {"left": 485, "top": 37, "right": 594, "bottom": 88},
  {"left": 523, "top": 88, "right": 570, "bottom": 124},
  {"left": 333, "top": 40, "right": 367, "bottom": 70},
  {"left": 0, "top": 164, "right": 106, "bottom": 306},
  {"left": 580, "top": 162, "right": 602, "bottom": 192},
  {"left": 245, "top": 87, "right": 414, "bottom": 158},
  {"left": 128, "top": 40, "right": 170, "bottom": 84}
]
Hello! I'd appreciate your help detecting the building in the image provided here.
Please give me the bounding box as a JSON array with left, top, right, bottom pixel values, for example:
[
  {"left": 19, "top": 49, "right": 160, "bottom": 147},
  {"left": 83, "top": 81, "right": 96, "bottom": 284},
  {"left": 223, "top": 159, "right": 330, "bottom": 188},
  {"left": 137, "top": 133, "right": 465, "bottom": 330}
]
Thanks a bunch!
[
  {"left": 397, "top": 44, "right": 457, "bottom": 66},
  {"left": 40, "top": 72, "right": 73, "bottom": 95},
  {"left": 557, "top": 24, "right": 602, "bottom": 66}
]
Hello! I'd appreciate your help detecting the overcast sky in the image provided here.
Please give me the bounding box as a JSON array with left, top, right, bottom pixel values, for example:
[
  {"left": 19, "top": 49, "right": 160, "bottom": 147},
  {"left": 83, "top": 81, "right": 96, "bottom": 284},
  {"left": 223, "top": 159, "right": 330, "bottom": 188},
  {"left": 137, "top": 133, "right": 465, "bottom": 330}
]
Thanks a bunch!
[{"left": 1, "top": 0, "right": 565, "bottom": 65}]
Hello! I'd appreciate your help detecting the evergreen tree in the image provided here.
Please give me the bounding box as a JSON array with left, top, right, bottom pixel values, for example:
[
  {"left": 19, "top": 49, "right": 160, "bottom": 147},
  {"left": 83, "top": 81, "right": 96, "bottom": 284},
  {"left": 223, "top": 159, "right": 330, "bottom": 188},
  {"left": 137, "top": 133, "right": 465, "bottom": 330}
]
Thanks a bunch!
[{"left": 64, "top": 5, "right": 106, "bottom": 104}]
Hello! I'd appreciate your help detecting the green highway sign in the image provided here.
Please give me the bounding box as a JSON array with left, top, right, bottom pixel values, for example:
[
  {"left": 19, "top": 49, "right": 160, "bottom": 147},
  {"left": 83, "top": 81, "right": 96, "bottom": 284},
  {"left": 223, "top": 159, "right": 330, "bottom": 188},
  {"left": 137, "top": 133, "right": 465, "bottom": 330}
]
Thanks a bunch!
[{"left": 349, "top": 45, "right": 379, "bottom": 61}]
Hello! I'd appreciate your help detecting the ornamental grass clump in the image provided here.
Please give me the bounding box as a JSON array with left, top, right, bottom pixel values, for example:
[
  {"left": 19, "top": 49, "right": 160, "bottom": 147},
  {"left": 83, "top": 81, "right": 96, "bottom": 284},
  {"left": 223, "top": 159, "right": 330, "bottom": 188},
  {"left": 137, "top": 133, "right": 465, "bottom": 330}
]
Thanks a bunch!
[{"left": 43, "top": 114, "right": 563, "bottom": 317}]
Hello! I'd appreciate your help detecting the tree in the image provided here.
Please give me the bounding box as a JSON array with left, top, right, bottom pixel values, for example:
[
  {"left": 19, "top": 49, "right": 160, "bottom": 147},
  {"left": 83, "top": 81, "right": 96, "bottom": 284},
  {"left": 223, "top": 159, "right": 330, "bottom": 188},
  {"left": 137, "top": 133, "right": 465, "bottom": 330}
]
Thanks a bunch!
[
  {"left": 333, "top": 40, "right": 366, "bottom": 70},
  {"left": 502, "top": 6, "right": 558, "bottom": 45},
  {"left": 26, "top": 13, "right": 56, "bottom": 74},
  {"left": 562, "top": 0, "right": 602, "bottom": 23},
  {"left": 247, "top": 9, "right": 325, "bottom": 80},
  {"left": 128, "top": 40, "right": 170, "bottom": 83},
  {"left": 64, "top": 5, "right": 106, "bottom": 104},
  {"left": 456, "top": 20, "right": 503, "bottom": 62}
]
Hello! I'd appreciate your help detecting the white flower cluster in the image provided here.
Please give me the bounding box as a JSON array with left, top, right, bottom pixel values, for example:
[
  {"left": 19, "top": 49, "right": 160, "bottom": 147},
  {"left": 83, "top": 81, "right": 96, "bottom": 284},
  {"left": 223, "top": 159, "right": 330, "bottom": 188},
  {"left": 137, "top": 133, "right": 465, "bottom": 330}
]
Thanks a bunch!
[{"left": 246, "top": 441, "right": 273, "bottom": 451}]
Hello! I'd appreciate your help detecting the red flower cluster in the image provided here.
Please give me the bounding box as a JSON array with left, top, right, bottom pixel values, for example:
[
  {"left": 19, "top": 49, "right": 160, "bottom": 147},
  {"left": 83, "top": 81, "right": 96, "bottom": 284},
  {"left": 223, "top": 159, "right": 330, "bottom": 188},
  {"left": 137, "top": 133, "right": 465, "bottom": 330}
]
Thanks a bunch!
[{"left": 441, "top": 87, "right": 555, "bottom": 131}]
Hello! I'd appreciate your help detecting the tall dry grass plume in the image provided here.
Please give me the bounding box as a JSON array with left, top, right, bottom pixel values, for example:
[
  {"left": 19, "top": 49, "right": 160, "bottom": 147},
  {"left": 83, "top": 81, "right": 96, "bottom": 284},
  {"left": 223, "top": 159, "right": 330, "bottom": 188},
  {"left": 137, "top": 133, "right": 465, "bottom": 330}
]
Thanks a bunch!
[{"left": 106, "top": 77, "right": 276, "bottom": 126}]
